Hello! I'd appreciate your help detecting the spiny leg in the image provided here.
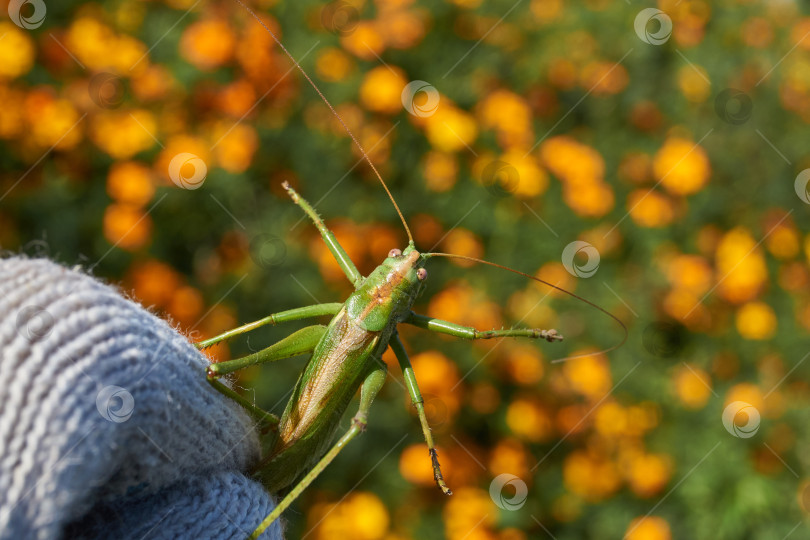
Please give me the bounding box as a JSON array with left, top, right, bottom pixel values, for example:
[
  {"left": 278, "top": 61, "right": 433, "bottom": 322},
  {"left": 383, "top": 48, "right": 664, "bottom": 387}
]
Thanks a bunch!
[
  {"left": 282, "top": 181, "right": 364, "bottom": 289},
  {"left": 248, "top": 363, "right": 388, "bottom": 540},
  {"left": 207, "top": 325, "right": 327, "bottom": 430},
  {"left": 195, "top": 303, "right": 342, "bottom": 350},
  {"left": 390, "top": 334, "right": 452, "bottom": 495},
  {"left": 404, "top": 312, "right": 563, "bottom": 342}
]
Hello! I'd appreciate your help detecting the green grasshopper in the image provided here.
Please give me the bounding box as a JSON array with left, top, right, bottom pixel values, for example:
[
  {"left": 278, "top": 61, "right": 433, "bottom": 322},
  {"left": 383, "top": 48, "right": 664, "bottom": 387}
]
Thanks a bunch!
[{"left": 197, "top": 2, "right": 625, "bottom": 538}]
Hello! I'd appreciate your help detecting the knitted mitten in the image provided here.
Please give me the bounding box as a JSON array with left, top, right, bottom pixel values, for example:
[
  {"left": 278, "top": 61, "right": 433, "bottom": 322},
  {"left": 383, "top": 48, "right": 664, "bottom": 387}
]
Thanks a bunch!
[{"left": 0, "top": 257, "right": 282, "bottom": 540}]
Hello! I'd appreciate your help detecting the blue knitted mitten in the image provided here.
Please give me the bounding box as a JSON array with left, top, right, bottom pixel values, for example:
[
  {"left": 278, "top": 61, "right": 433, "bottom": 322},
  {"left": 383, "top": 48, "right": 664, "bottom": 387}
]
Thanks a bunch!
[{"left": 0, "top": 257, "right": 282, "bottom": 540}]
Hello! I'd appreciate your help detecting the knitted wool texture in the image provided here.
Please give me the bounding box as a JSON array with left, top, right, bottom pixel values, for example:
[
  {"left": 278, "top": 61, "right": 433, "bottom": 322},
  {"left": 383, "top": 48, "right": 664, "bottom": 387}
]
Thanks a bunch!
[{"left": 0, "top": 257, "right": 282, "bottom": 540}]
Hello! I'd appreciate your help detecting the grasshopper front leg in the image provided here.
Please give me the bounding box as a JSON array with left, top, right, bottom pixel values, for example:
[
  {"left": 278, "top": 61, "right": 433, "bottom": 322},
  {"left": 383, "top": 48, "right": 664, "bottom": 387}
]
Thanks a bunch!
[
  {"left": 390, "top": 334, "right": 452, "bottom": 495},
  {"left": 403, "top": 312, "right": 563, "bottom": 342},
  {"left": 207, "top": 325, "right": 327, "bottom": 430}
]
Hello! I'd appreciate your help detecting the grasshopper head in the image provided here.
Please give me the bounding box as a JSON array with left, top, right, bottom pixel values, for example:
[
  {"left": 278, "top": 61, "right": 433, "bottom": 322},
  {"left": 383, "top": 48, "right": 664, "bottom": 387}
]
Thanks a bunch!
[{"left": 348, "top": 242, "right": 428, "bottom": 330}]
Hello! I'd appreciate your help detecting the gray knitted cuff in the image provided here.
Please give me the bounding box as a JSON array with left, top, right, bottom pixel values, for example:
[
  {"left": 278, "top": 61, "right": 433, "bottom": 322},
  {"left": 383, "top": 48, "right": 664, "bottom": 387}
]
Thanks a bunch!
[{"left": 0, "top": 257, "right": 281, "bottom": 540}]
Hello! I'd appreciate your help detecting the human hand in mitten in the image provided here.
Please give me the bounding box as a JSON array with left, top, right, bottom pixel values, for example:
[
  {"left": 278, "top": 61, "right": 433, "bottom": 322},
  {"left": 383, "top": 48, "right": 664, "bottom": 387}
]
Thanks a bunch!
[{"left": 0, "top": 257, "right": 282, "bottom": 540}]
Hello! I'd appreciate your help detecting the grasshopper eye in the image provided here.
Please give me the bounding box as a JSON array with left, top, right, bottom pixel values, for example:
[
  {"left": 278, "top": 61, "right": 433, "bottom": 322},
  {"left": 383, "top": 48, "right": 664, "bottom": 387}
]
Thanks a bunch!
[
  {"left": 416, "top": 268, "right": 428, "bottom": 281},
  {"left": 389, "top": 249, "right": 402, "bottom": 258}
]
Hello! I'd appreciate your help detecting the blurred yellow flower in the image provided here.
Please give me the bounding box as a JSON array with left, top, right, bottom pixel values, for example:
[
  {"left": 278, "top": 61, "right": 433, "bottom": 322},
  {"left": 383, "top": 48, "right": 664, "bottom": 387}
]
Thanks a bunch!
[
  {"left": 180, "top": 19, "right": 235, "bottom": 70},
  {"left": 677, "top": 65, "right": 711, "bottom": 102},
  {"left": 477, "top": 89, "right": 534, "bottom": 150},
  {"left": 563, "top": 351, "right": 612, "bottom": 400},
  {"left": 442, "top": 228, "right": 483, "bottom": 265},
  {"left": 128, "top": 259, "right": 180, "bottom": 308},
  {"left": 24, "top": 90, "right": 83, "bottom": 150},
  {"left": 166, "top": 285, "right": 204, "bottom": 328},
  {"left": 378, "top": 8, "right": 427, "bottom": 50},
  {"left": 410, "top": 350, "right": 462, "bottom": 418},
  {"left": 716, "top": 227, "right": 768, "bottom": 304},
  {"left": 562, "top": 181, "right": 615, "bottom": 218},
  {"left": 0, "top": 85, "right": 25, "bottom": 138},
  {"left": 725, "top": 383, "right": 764, "bottom": 414},
  {"left": 673, "top": 364, "right": 712, "bottom": 409},
  {"left": 735, "top": 301, "right": 777, "bottom": 340},
  {"left": 563, "top": 450, "right": 621, "bottom": 501},
  {"left": 91, "top": 110, "right": 156, "bottom": 159},
  {"left": 499, "top": 150, "right": 549, "bottom": 197},
  {"left": 625, "top": 516, "right": 672, "bottom": 540},
  {"left": 360, "top": 66, "right": 408, "bottom": 114},
  {"left": 316, "top": 47, "right": 356, "bottom": 82},
  {"left": 423, "top": 150, "right": 458, "bottom": 192},
  {"left": 341, "top": 21, "right": 386, "bottom": 60},
  {"left": 666, "top": 254, "right": 713, "bottom": 296},
  {"left": 627, "top": 453, "right": 672, "bottom": 497},
  {"left": 0, "top": 23, "right": 35, "bottom": 79},
  {"left": 506, "top": 396, "right": 552, "bottom": 442},
  {"left": 443, "top": 488, "right": 496, "bottom": 540},
  {"left": 489, "top": 438, "right": 530, "bottom": 480},
  {"left": 310, "top": 492, "right": 389, "bottom": 540},
  {"left": 765, "top": 220, "right": 799, "bottom": 259},
  {"left": 216, "top": 79, "right": 256, "bottom": 118},
  {"left": 212, "top": 123, "right": 258, "bottom": 173},
  {"left": 652, "top": 136, "right": 711, "bottom": 196},
  {"left": 103, "top": 203, "right": 151, "bottom": 251},
  {"left": 155, "top": 135, "right": 210, "bottom": 184},
  {"left": 66, "top": 18, "right": 148, "bottom": 74},
  {"left": 425, "top": 105, "right": 478, "bottom": 153},
  {"left": 399, "top": 443, "right": 444, "bottom": 487},
  {"left": 429, "top": 281, "right": 502, "bottom": 331},
  {"left": 132, "top": 64, "right": 175, "bottom": 102},
  {"left": 502, "top": 344, "right": 544, "bottom": 385},
  {"left": 627, "top": 189, "right": 675, "bottom": 228},
  {"left": 530, "top": 0, "right": 563, "bottom": 23},
  {"left": 580, "top": 61, "right": 629, "bottom": 95},
  {"left": 107, "top": 161, "right": 155, "bottom": 206}
]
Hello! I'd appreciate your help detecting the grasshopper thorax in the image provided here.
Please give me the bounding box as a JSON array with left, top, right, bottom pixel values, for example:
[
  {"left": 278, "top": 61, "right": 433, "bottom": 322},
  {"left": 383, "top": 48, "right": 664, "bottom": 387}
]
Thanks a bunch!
[{"left": 345, "top": 243, "right": 427, "bottom": 332}]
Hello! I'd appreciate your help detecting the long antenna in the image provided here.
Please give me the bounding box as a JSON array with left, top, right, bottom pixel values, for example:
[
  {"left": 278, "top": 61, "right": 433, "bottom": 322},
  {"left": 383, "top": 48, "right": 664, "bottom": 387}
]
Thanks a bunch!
[
  {"left": 233, "top": 0, "right": 414, "bottom": 244},
  {"left": 426, "top": 252, "right": 628, "bottom": 362}
]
